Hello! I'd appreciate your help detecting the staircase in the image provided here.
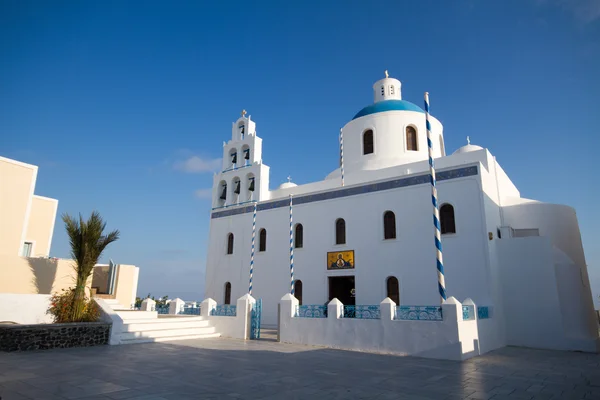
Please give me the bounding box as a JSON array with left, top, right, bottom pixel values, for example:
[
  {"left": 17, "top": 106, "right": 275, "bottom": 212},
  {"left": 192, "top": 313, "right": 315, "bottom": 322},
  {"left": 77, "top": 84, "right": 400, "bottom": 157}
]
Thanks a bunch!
[{"left": 99, "top": 299, "right": 221, "bottom": 345}]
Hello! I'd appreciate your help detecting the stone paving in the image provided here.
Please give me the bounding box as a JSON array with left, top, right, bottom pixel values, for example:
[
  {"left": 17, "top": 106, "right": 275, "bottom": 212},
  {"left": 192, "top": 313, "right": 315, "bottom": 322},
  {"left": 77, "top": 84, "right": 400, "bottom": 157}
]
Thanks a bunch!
[{"left": 1, "top": 335, "right": 599, "bottom": 399}]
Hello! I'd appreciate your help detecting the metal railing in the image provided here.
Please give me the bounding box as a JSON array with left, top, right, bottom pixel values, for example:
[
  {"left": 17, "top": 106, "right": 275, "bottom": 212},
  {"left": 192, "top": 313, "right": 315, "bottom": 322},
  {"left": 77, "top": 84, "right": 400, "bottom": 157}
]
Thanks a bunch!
[
  {"left": 210, "top": 304, "right": 237, "bottom": 317},
  {"left": 295, "top": 305, "right": 327, "bottom": 318},
  {"left": 155, "top": 304, "right": 170, "bottom": 315},
  {"left": 343, "top": 305, "right": 381, "bottom": 319},
  {"left": 395, "top": 306, "right": 443, "bottom": 321}
]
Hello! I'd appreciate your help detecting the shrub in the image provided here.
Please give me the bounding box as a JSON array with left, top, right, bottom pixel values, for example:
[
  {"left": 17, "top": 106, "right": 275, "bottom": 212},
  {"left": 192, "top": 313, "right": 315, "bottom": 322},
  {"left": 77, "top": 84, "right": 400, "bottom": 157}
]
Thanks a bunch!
[{"left": 47, "top": 289, "right": 100, "bottom": 323}]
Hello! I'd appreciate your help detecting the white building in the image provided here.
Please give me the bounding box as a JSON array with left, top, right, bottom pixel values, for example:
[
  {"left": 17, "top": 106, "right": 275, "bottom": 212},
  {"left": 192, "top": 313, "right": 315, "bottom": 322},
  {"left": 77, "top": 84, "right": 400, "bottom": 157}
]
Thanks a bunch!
[{"left": 204, "top": 73, "right": 598, "bottom": 352}]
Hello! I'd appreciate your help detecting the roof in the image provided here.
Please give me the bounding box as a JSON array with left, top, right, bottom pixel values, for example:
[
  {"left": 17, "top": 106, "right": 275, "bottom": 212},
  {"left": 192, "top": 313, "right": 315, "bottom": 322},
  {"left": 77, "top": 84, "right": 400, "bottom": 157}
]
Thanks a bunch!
[{"left": 352, "top": 99, "right": 424, "bottom": 120}]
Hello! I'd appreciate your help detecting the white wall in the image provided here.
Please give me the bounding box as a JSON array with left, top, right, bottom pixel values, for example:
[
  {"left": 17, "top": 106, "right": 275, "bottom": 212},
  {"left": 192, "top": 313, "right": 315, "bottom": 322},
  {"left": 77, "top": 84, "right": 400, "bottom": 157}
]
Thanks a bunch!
[
  {"left": 200, "top": 294, "right": 254, "bottom": 340},
  {"left": 497, "top": 237, "right": 599, "bottom": 352},
  {"left": 0, "top": 294, "right": 53, "bottom": 324},
  {"left": 279, "top": 295, "right": 497, "bottom": 361},
  {"left": 206, "top": 168, "right": 490, "bottom": 327}
]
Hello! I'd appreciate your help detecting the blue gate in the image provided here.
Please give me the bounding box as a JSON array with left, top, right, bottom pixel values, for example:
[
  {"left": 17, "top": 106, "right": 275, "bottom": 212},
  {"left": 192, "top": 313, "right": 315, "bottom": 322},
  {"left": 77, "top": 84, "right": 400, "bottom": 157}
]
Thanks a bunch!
[{"left": 250, "top": 299, "right": 262, "bottom": 340}]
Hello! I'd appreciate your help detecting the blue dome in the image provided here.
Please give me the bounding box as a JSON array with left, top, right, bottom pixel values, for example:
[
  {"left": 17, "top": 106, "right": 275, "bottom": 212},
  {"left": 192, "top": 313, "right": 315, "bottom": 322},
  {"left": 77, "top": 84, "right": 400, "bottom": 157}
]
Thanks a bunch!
[{"left": 352, "top": 99, "right": 424, "bottom": 120}]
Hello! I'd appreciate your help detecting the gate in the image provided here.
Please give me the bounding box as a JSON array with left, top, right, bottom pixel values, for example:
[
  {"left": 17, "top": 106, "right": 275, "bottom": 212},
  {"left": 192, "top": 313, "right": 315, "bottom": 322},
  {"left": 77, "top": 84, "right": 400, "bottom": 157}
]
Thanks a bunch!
[{"left": 250, "top": 299, "right": 262, "bottom": 340}]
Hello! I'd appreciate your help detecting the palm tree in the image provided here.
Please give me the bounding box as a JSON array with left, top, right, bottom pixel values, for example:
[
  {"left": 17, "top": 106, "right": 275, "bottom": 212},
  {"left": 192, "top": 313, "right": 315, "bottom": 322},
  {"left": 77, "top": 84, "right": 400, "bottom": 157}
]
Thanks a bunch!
[{"left": 63, "top": 211, "right": 120, "bottom": 321}]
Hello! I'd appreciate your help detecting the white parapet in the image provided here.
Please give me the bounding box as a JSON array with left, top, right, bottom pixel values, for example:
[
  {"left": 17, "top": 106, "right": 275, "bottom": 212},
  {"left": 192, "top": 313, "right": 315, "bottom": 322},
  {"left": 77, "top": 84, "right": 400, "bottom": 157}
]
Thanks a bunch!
[
  {"left": 278, "top": 294, "right": 503, "bottom": 361},
  {"left": 200, "top": 294, "right": 255, "bottom": 340}
]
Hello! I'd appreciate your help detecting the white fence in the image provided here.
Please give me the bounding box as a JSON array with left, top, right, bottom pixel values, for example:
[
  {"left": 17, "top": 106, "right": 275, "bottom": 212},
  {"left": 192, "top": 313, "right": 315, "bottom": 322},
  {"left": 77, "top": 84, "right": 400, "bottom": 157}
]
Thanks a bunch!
[{"left": 279, "top": 294, "right": 501, "bottom": 360}]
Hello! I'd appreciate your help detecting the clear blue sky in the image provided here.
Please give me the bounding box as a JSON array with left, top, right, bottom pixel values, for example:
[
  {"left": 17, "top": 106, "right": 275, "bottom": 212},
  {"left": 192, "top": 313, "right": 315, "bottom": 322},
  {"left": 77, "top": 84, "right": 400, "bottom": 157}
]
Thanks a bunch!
[{"left": 1, "top": 1, "right": 599, "bottom": 303}]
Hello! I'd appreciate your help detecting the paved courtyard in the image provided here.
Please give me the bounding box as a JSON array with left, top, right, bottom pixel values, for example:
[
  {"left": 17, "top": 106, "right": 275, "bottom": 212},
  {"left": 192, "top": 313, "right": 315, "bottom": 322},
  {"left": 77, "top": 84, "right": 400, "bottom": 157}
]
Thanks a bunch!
[{"left": 1, "top": 335, "right": 599, "bottom": 400}]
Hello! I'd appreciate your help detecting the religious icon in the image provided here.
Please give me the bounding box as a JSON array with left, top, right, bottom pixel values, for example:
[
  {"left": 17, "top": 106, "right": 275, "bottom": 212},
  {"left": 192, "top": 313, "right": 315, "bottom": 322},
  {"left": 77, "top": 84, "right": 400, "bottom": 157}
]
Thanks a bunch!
[{"left": 327, "top": 250, "right": 354, "bottom": 270}]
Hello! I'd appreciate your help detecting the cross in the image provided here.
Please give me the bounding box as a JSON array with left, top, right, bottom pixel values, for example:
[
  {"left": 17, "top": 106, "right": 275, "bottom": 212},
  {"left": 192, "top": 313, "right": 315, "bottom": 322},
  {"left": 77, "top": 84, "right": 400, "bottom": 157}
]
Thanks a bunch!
[
  {"left": 467, "top": 136, "right": 471, "bottom": 145},
  {"left": 241, "top": 109, "right": 247, "bottom": 117},
  {"left": 287, "top": 175, "right": 291, "bottom": 183},
  {"left": 384, "top": 70, "right": 389, "bottom": 78}
]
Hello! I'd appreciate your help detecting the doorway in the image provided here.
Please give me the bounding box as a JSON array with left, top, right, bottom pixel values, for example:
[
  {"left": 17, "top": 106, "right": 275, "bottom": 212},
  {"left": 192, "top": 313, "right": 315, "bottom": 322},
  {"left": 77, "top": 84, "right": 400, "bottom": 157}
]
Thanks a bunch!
[{"left": 328, "top": 276, "right": 355, "bottom": 306}]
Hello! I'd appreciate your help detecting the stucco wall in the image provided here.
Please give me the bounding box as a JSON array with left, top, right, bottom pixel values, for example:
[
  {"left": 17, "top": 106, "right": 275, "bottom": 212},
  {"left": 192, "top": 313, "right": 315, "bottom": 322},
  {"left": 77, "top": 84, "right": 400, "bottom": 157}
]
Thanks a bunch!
[
  {"left": 0, "top": 157, "right": 37, "bottom": 256},
  {"left": 114, "top": 264, "right": 139, "bottom": 308},
  {"left": 0, "top": 255, "right": 90, "bottom": 295},
  {"left": 24, "top": 195, "right": 58, "bottom": 257}
]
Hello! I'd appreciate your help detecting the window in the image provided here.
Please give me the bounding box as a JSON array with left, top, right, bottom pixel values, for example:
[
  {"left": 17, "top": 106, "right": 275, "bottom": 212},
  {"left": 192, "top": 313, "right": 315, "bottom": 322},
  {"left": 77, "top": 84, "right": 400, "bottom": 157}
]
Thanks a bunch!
[
  {"left": 224, "top": 282, "right": 231, "bottom": 305},
  {"left": 383, "top": 211, "right": 396, "bottom": 239},
  {"left": 295, "top": 224, "right": 303, "bottom": 248},
  {"left": 406, "top": 126, "right": 418, "bottom": 151},
  {"left": 248, "top": 177, "right": 255, "bottom": 191},
  {"left": 294, "top": 280, "right": 303, "bottom": 305},
  {"left": 21, "top": 242, "right": 32, "bottom": 257},
  {"left": 335, "top": 218, "right": 346, "bottom": 245},
  {"left": 386, "top": 277, "right": 399, "bottom": 305},
  {"left": 233, "top": 179, "right": 241, "bottom": 194},
  {"left": 363, "top": 130, "right": 374, "bottom": 155},
  {"left": 440, "top": 204, "right": 456, "bottom": 234},
  {"left": 220, "top": 183, "right": 227, "bottom": 200},
  {"left": 227, "top": 233, "right": 234, "bottom": 255},
  {"left": 259, "top": 229, "right": 267, "bottom": 252},
  {"left": 231, "top": 152, "right": 237, "bottom": 165}
]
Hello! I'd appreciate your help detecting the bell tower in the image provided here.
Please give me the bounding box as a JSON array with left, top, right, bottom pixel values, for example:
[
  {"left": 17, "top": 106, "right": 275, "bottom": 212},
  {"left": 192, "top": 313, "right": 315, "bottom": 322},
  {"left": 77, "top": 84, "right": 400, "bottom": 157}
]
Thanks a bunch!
[{"left": 212, "top": 110, "right": 270, "bottom": 209}]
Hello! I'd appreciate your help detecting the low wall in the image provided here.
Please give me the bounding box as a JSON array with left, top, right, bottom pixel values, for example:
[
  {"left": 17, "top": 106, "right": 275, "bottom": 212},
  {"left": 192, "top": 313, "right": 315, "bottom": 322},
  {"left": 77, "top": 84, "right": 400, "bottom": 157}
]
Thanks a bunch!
[
  {"left": 0, "top": 293, "right": 53, "bottom": 324},
  {"left": 279, "top": 295, "right": 498, "bottom": 361},
  {"left": 0, "top": 254, "right": 89, "bottom": 295},
  {"left": 0, "top": 322, "right": 111, "bottom": 352},
  {"left": 201, "top": 295, "right": 254, "bottom": 340}
]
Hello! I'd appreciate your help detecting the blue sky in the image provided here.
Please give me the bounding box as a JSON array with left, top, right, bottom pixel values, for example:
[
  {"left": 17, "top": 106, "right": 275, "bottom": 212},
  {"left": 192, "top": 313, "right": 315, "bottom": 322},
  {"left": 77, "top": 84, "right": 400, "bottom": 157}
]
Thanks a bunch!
[{"left": 1, "top": 1, "right": 599, "bottom": 304}]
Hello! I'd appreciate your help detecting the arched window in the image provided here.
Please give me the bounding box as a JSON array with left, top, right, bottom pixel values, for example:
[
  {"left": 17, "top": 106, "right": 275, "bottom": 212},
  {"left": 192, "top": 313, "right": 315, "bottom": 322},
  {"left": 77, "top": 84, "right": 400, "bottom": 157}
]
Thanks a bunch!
[
  {"left": 295, "top": 224, "right": 303, "bottom": 248},
  {"left": 259, "top": 229, "right": 267, "bottom": 252},
  {"left": 294, "top": 280, "right": 303, "bottom": 305},
  {"left": 383, "top": 211, "right": 396, "bottom": 240},
  {"left": 440, "top": 204, "right": 456, "bottom": 234},
  {"left": 335, "top": 218, "right": 346, "bottom": 245},
  {"left": 227, "top": 233, "right": 234, "bottom": 254},
  {"left": 363, "top": 130, "right": 374, "bottom": 155},
  {"left": 224, "top": 282, "right": 231, "bottom": 305},
  {"left": 219, "top": 183, "right": 227, "bottom": 201},
  {"left": 406, "top": 126, "right": 418, "bottom": 151},
  {"left": 386, "top": 277, "right": 399, "bottom": 305}
]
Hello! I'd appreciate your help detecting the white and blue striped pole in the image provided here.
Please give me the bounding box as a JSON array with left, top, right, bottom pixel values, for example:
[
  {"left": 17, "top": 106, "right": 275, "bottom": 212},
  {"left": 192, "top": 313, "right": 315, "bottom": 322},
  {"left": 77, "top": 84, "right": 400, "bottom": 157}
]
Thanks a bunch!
[
  {"left": 340, "top": 128, "right": 345, "bottom": 187},
  {"left": 289, "top": 194, "right": 294, "bottom": 294},
  {"left": 248, "top": 201, "right": 257, "bottom": 295},
  {"left": 424, "top": 92, "right": 447, "bottom": 302}
]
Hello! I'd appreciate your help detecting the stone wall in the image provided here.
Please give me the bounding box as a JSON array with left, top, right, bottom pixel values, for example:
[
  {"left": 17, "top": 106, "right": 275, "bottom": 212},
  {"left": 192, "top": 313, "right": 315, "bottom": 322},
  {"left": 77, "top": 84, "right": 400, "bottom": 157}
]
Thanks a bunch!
[{"left": 0, "top": 322, "right": 111, "bottom": 352}]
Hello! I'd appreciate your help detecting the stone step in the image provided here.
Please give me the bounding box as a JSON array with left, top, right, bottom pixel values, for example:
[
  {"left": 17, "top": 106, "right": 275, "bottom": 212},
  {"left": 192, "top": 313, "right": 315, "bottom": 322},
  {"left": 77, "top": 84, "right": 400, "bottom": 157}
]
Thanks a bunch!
[
  {"left": 119, "top": 326, "right": 217, "bottom": 341},
  {"left": 116, "top": 310, "right": 158, "bottom": 320},
  {"left": 122, "top": 315, "right": 205, "bottom": 323},
  {"left": 119, "top": 332, "right": 221, "bottom": 345},
  {"left": 122, "top": 319, "right": 211, "bottom": 332}
]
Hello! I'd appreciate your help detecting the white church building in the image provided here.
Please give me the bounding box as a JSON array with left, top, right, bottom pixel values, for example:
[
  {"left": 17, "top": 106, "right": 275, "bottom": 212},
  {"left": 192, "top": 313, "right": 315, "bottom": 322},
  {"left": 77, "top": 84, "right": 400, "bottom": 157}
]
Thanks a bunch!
[{"left": 204, "top": 73, "right": 599, "bottom": 353}]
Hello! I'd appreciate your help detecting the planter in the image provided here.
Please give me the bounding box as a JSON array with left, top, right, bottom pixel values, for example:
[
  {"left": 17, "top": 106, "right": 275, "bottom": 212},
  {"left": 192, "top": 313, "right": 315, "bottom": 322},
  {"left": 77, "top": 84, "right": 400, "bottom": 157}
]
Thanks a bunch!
[{"left": 0, "top": 321, "right": 111, "bottom": 352}]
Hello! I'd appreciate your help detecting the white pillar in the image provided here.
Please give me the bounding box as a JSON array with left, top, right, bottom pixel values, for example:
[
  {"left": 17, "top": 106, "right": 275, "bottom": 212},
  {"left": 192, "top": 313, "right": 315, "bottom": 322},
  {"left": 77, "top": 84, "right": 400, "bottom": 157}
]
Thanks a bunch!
[
  {"left": 327, "top": 298, "right": 343, "bottom": 320},
  {"left": 236, "top": 293, "right": 256, "bottom": 340},
  {"left": 201, "top": 298, "right": 217, "bottom": 317},
  {"left": 279, "top": 293, "right": 299, "bottom": 343},
  {"left": 169, "top": 298, "right": 185, "bottom": 315},
  {"left": 140, "top": 298, "right": 155, "bottom": 312},
  {"left": 380, "top": 297, "right": 396, "bottom": 321}
]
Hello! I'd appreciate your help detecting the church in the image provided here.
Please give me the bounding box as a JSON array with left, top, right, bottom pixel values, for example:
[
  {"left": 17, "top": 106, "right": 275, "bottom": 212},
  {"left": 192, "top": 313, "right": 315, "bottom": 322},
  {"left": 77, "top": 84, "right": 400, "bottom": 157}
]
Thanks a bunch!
[{"left": 204, "top": 73, "right": 598, "bottom": 352}]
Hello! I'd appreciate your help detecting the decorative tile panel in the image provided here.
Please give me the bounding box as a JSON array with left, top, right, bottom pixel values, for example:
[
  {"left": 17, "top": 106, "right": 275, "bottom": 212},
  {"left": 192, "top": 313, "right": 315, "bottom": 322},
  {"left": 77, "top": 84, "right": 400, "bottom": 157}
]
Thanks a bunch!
[
  {"left": 395, "top": 306, "right": 443, "bottom": 321},
  {"left": 462, "top": 305, "right": 475, "bottom": 321},
  {"left": 211, "top": 305, "right": 237, "bottom": 317},
  {"left": 295, "top": 305, "right": 327, "bottom": 318},
  {"left": 477, "top": 306, "right": 490, "bottom": 319},
  {"left": 343, "top": 305, "right": 380, "bottom": 319}
]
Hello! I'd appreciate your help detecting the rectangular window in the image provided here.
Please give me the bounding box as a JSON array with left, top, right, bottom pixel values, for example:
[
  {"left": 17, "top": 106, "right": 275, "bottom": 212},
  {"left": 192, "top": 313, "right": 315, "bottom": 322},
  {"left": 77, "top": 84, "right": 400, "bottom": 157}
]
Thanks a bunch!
[{"left": 22, "top": 242, "right": 32, "bottom": 257}]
